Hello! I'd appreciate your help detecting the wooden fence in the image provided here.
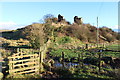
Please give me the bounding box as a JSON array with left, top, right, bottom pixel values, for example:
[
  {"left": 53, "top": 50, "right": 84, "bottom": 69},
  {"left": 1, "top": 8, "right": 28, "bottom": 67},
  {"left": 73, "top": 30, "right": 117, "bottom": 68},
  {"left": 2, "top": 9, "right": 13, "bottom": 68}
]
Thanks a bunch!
[
  {"left": 61, "top": 51, "right": 103, "bottom": 73},
  {"left": 81, "top": 43, "right": 112, "bottom": 49},
  {"left": 6, "top": 41, "right": 115, "bottom": 75},
  {"left": 8, "top": 51, "right": 40, "bottom": 75},
  {"left": 7, "top": 40, "right": 51, "bottom": 75}
]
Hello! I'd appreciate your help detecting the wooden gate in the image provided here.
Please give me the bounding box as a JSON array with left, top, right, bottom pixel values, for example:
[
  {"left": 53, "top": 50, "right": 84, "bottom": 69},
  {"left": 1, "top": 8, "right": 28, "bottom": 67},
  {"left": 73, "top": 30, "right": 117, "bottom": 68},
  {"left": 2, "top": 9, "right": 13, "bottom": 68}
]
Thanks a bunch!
[{"left": 8, "top": 51, "right": 39, "bottom": 75}]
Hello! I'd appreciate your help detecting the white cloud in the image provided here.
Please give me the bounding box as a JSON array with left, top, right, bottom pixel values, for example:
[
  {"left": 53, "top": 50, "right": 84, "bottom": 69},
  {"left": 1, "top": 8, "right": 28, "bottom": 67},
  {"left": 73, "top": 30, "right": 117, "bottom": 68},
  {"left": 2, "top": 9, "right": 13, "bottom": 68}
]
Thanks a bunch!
[
  {"left": 0, "top": 21, "right": 25, "bottom": 30},
  {"left": 108, "top": 25, "right": 119, "bottom": 29}
]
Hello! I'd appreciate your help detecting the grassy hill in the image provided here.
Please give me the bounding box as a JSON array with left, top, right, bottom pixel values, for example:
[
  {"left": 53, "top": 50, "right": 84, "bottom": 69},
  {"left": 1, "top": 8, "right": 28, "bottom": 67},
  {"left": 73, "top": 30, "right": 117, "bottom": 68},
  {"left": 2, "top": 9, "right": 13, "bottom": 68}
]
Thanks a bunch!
[
  {"left": 1, "top": 22, "right": 119, "bottom": 43},
  {"left": 1, "top": 14, "right": 120, "bottom": 49},
  {"left": 1, "top": 16, "right": 120, "bottom": 80}
]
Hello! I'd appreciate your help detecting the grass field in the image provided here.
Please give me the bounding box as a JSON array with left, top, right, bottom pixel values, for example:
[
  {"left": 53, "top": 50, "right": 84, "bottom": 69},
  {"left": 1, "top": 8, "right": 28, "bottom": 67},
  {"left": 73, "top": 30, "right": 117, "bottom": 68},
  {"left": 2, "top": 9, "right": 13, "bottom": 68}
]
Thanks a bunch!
[{"left": 106, "top": 44, "right": 120, "bottom": 51}]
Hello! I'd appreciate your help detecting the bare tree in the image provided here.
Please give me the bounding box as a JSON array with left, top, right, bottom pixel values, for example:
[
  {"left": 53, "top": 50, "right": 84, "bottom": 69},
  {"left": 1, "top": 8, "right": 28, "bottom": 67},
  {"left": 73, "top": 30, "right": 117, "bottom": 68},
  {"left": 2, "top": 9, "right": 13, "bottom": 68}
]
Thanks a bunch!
[{"left": 40, "top": 14, "right": 56, "bottom": 24}]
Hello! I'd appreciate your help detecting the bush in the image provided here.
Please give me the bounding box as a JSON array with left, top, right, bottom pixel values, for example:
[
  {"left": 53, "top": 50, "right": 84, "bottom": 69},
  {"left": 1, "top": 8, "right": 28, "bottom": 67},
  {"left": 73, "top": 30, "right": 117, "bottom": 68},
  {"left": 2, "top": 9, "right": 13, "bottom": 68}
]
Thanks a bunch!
[
  {"left": 54, "top": 26, "right": 65, "bottom": 33},
  {"left": 109, "top": 69, "right": 120, "bottom": 80},
  {"left": 105, "top": 35, "right": 115, "bottom": 42},
  {"left": 0, "top": 48, "right": 11, "bottom": 58},
  {"left": 58, "top": 36, "right": 71, "bottom": 44},
  {"left": 30, "top": 37, "right": 41, "bottom": 49},
  {"left": 116, "top": 33, "right": 120, "bottom": 40},
  {"left": 26, "top": 23, "right": 45, "bottom": 49},
  {"left": 44, "top": 24, "right": 55, "bottom": 37},
  {"left": 65, "top": 24, "right": 90, "bottom": 42}
]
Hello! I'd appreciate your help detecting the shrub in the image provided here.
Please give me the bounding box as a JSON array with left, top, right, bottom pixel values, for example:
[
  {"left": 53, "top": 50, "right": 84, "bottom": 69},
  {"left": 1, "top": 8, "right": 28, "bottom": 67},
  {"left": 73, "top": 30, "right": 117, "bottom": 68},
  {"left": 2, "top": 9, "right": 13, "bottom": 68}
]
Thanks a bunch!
[
  {"left": 65, "top": 24, "right": 90, "bottom": 42},
  {"left": 44, "top": 24, "right": 55, "bottom": 37},
  {"left": 109, "top": 69, "right": 120, "bottom": 80},
  {"left": 30, "top": 36, "right": 41, "bottom": 49},
  {"left": 0, "top": 48, "right": 11, "bottom": 58},
  {"left": 116, "top": 33, "right": 120, "bottom": 40},
  {"left": 58, "top": 36, "right": 71, "bottom": 44},
  {"left": 26, "top": 23, "right": 45, "bottom": 49},
  {"left": 105, "top": 35, "right": 115, "bottom": 42}
]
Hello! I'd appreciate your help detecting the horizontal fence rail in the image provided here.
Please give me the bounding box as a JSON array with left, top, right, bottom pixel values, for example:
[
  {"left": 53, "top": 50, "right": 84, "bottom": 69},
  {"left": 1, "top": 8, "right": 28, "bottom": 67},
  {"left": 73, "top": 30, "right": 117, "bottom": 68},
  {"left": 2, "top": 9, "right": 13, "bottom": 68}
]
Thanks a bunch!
[{"left": 8, "top": 51, "right": 40, "bottom": 75}]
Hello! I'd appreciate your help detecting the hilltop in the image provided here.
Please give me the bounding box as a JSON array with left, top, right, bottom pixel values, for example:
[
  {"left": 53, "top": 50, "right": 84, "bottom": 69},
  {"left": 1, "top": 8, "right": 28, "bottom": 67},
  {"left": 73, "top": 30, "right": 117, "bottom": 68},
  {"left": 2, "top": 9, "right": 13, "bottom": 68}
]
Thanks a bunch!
[{"left": 1, "top": 14, "right": 120, "bottom": 47}]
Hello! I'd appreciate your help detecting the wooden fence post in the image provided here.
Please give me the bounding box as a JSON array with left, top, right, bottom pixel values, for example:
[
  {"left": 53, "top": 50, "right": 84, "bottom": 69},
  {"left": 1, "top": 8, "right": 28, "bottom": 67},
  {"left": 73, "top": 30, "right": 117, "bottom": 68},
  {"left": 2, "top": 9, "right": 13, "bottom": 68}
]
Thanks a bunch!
[
  {"left": 78, "top": 54, "right": 81, "bottom": 68},
  {"left": 81, "top": 52, "right": 84, "bottom": 68},
  {"left": 39, "top": 51, "right": 43, "bottom": 73},
  {"left": 9, "top": 58, "right": 13, "bottom": 75},
  {"left": 0, "top": 52, "right": 3, "bottom": 79},
  {"left": 85, "top": 44, "right": 88, "bottom": 49},
  {"left": 61, "top": 52, "right": 65, "bottom": 68},
  {"left": 98, "top": 52, "right": 102, "bottom": 74},
  {"left": 17, "top": 48, "right": 19, "bottom": 53}
]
